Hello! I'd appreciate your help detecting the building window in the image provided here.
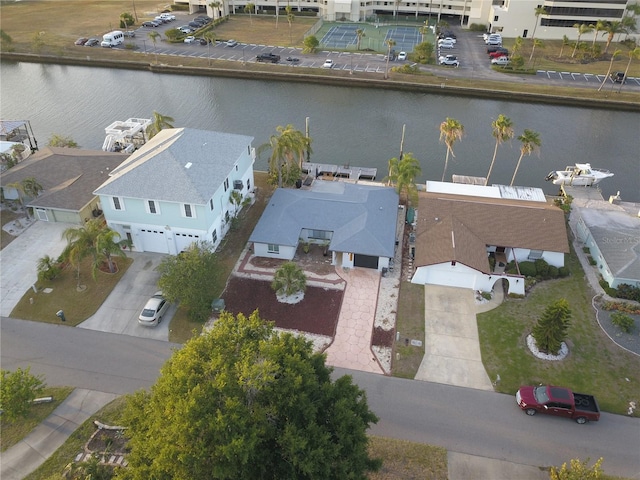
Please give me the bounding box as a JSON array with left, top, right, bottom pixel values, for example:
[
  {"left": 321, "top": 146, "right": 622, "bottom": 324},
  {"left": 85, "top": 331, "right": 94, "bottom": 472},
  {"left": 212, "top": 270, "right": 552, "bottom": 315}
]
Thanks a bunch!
[
  {"left": 112, "top": 197, "right": 124, "bottom": 211},
  {"left": 183, "top": 204, "right": 195, "bottom": 218},
  {"left": 494, "top": 15, "right": 498, "bottom": 21},
  {"left": 209, "top": 199, "right": 214, "bottom": 210},
  {"left": 246, "top": 178, "right": 251, "bottom": 190},
  {"left": 268, "top": 244, "right": 280, "bottom": 254},
  {"left": 311, "top": 230, "right": 327, "bottom": 239},
  {"left": 224, "top": 178, "right": 229, "bottom": 192},
  {"left": 147, "top": 200, "right": 159, "bottom": 214},
  {"left": 212, "top": 229, "right": 217, "bottom": 243}
]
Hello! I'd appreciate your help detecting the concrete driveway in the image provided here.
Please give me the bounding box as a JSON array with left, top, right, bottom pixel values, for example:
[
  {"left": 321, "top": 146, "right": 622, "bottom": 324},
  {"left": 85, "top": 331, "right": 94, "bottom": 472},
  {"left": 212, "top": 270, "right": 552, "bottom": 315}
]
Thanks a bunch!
[
  {"left": 77, "top": 251, "right": 173, "bottom": 341},
  {"left": 415, "top": 285, "right": 494, "bottom": 391},
  {"left": 0, "top": 220, "right": 69, "bottom": 317}
]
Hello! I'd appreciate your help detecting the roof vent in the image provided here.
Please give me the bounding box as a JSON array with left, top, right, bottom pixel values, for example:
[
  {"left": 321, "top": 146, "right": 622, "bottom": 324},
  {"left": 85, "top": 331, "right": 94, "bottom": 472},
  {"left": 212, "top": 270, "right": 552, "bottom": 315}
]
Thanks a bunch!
[{"left": 184, "top": 162, "right": 192, "bottom": 169}]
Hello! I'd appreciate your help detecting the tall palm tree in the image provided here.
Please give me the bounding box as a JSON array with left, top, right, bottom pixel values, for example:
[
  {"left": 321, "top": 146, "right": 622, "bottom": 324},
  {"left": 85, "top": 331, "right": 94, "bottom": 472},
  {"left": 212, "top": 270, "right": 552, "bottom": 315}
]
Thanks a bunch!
[
  {"left": 355, "top": 29, "right": 365, "bottom": 50},
  {"left": 209, "top": 1, "right": 223, "bottom": 20},
  {"left": 590, "top": 19, "right": 606, "bottom": 48},
  {"left": 146, "top": 111, "right": 174, "bottom": 139},
  {"left": 286, "top": 5, "right": 294, "bottom": 45},
  {"left": 419, "top": 25, "right": 429, "bottom": 43},
  {"left": 558, "top": 35, "right": 569, "bottom": 58},
  {"left": 244, "top": 3, "right": 255, "bottom": 24},
  {"left": 598, "top": 48, "right": 622, "bottom": 91},
  {"left": 94, "top": 228, "right": 126, "bottom": 276},
  {"left": 572, "top": 23, "right": 592, "bottom": 58},
  {"left": 486, "top": 114, "right": 514, "bottom": 186},
  {"left": 384, "top": 38, "right": 396, "bottom": 79},
  {"left": 510, "top": 129, "right": 541, "bottom": 186},
  {"left": 602, "top": 21, "right": 627, "bottom": 54},
  {"left": 148, "top": 31, "right": 160, "bottom": 64},
  {"left": 511, "top": 36, "right": 523, "bottom": 55},
  {"left": 6, "top": 181, "right": 27, "bottom": 215},
  {"left": 62, "top": 220, "right": 103, "bottom": 287},
  {"left": 618, "top": 47, "right": 640, "bottom": 93},
  {"left": 439, "top": 118, "right": 464, "bottom": 182},
  {"left": 261, "top": 124, "right": 312, "bottom": 188},
  {"left": 21, "top": 177, "right": 43, "bottom": 199},
  {"left": 271, "top": 261, "right": 306, "bottom": 297},
  {"left": 528, "top": 38, "right": 544, "bottom": 65},
  {"left": 204, "top": 30, "right": 216, "bottom": 65},
  {"left": 387, "top": 153, "right": 422, "bottom": 206},
  {"left": 530, "top": 6, "right": 547, "bottom": 41}
]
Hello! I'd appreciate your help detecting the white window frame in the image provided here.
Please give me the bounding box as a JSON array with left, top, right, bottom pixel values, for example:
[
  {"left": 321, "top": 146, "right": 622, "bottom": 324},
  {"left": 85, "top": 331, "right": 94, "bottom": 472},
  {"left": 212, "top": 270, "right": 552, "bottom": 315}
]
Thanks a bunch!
[
  {"left": 182, "top": 203, "right": 196, "bottom": 218},
  {"left": 145, "top": 199, "right": 160, "bottom": 215},
  {"left": 267, "top": 244, "right": 280, "bottom": 254},
  {"left": 112, "top": 196, "right": 125, "bottom": 211}
]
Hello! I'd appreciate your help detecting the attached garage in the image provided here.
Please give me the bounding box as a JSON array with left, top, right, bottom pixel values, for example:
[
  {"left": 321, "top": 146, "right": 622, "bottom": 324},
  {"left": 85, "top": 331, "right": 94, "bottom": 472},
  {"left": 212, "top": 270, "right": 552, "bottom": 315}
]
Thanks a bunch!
[
  {"left": 139, "top": 228, "right": 168, "bottom": 254},
  {"left": 174, "top": 232, "right": 201, "bottom": 253},
  {"left": 354, "top": 254, "right": 379, "bottom": 269}
]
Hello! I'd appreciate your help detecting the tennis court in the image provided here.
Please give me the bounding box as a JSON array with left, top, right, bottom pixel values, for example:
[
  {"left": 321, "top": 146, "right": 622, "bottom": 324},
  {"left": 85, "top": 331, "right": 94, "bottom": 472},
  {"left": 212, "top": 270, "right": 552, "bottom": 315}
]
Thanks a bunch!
[
  {"left": 318, "top": 22, "right": 422, "bottom": 53},
  {"left": 320, "top": 25, "right": 362, "bottom": 49},
  {"left": 384, "top": 26, "right": 422, "bottom": 52}
]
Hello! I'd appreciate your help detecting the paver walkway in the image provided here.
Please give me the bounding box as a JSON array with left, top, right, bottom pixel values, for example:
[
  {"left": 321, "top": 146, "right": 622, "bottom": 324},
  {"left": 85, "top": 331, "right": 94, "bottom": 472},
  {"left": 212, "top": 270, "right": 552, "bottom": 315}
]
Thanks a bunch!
[{"left": 324, "top": 267, "right": 383, "bottom": 374}]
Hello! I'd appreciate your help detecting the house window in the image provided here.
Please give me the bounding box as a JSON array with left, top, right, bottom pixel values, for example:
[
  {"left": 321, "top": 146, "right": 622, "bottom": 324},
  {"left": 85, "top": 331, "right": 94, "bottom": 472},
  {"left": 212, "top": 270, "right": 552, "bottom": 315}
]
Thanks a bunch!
[
  {"left": 212, "top": 229, "right": 217, "bottom": 243},
  {"left": 209, "top": 199, "right": 214, "bottom": 211},
  {"left": 224, "top": 178, "right": 229, "bottom": 192},
  {"left": 146, "top": 200, "right": 159, "bottom": 214},
  {"left": 494, "top": 15, "right": 499, "bottom": 21},
  {"left": 311, "top": 230, "right": 327, "bottom": 239},
  {"left": 225, "top": 211, "right": 230, "bottom": 223},
  {"left": 183, "top": 204, "right": 196, "bottom": 218},
  {"left": 235, "top": 164, "right": 238, "bottom": 171},
  {"left": 246, "top": 178, "right": 251, "bottom": 190},
  {"left": 112, "top": 197, "right": 124, "bottom": 211},
  {"left": 268, "top": 244, "right": 280, "bottom": 254}
]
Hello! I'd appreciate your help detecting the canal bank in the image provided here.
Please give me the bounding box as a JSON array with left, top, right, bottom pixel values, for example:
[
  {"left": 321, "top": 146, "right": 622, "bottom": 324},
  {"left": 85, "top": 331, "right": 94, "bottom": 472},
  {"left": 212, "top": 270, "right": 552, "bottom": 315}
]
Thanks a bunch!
[{"left": 2, "top": 52, "right": 639, "bottom": 112}]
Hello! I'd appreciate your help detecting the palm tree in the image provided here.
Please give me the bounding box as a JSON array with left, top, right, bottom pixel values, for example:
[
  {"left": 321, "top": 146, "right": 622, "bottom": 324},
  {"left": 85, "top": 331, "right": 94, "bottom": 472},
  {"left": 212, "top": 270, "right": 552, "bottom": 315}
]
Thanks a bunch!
[
  {"left": 572, "top": 23, "right": 592, "bottom": 58},
  {"left": 209, "top": 1, "right": 223, "bottom": 20},
  {"left": 271, "top": 261, "right": 306, "bottom": 297},
  {"left": 510, "top": 129, "right": 541, "bottom": 186},
  {"left": 261, "top": 124, "right": 312, "bottom": 188},
  {"left": 63, "top": 220, "right": 103, "bottom": 287},
  {"left": 528, "top": 38, "right": 543, "bottom": 65},
  {"left": 618, "top": 47, "right": 640, "bottom": 93},
  {"left": 384, "top": 38, "right": 396, "bottom": 79},
  {"left": 22, "top": 177, "right": 43, "bottom": 199},
  {"left": 148, "top": 31, "right": 160, "bottom": 64},
  {"left": 286, "top": 5, "right": 295, "bottom": 45},
  {"left": 146, "top": 111, "right": 174, "bottom": 139},
  {"left": 419, "top": 25, "right": 429, "bottom": 43},
  {"left": 598, "top": 48, "right": 622, "bottom": 91},
  {"left": 37, "top": 254, "right": 60, "bottom": 282},
  {"left": 602, "top": 21, "right": 627, "bottom": 54},
  {"left": 355, "top": 29, "right": 365, "bottom": 50},
  {"left": 530, "top": 6, "right": 547, "bottom": 41},
  {"left": 94, "top": 228, "right": 126, "bottom": 276},
  {"left": 385, "top": 153, "right": 422, "bottom": 206},
  {"left": 590, "top": 19, "right": 606, "bottom": 48},
  {"left": 439, "top": 118, "right": 464, "bottom": 182},
  {"left": 486, "top": 114, "right": 514, "bottom": 186},
  {"left": 244, "top": 3, "right": 255, "bottom": 24},
  {"left": 204, "top": 30, "right": 216, "bottom": 65},
  {"left": 558, "top": 35, "right": 569, "bottom": 58},
  {"left": 6, "top": 181, "right": 27, "bottom": 215},
  {"left": 511, "top": 36, "right": 523, "bottom": 56}
]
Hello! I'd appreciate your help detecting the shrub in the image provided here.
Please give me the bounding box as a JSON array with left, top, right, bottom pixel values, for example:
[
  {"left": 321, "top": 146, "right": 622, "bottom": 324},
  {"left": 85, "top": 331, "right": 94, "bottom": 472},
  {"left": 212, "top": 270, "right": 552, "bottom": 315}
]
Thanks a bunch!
[
  {"left": 393, "top": 63, "right": 420, "bottom": 74},
  {"left": 602, "top": 301, "right": 640, "bottom": 315},
  {"left": 610, "top": 312, "right": 635, "bottom": 334},
  {"left": 489, "top": 256, "right": 496, "bottom": 271},
  {"left": 616, "top": 283, "right": 640, "bottom": 302},
  {"left": 468, "top": 23, "right": 487, "bottom": 32},
  {"left": 505, "top": 261, "right": 518, "bottom": 274},
  {"left": 582, "top": 246, "right": 590, "bottom": 254},
  {"left": 532, "top": 299, "right": 572, "bottom": 355},
  {"left": 519, "top": 261, "right": 536, "bottom": 277},
  {"left": 534, "top": 259, "right": 550, "bottom": 278},
  {"left": 588, "top": 256, "right": 597, "bottom": 266},
  {"left": 558, "top": 267, "right": 570, "bottom": 278},
  {"left": 548, "top": 266, "right": 559, "bottom": 278}
]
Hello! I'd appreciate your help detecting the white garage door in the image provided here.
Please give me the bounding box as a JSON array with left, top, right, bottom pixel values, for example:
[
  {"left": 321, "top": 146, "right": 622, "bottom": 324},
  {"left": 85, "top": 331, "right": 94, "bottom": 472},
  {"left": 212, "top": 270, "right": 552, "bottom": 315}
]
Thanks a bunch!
[
  {"left": 425, "top": 269, "right": 476, "bottom": 290},
  {"left": 139, "top": 228, "right": 169, "bottom": 254},
  {"left": 174, "top": 232, "right": 201, "bottom": 253}
]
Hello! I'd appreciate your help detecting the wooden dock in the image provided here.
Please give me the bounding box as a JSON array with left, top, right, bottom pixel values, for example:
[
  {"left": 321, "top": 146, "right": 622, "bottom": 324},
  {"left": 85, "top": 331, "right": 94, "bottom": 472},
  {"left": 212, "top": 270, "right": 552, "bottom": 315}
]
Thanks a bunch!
[{"left": 301, "top": 162, "right": 377, "bottom": 181}]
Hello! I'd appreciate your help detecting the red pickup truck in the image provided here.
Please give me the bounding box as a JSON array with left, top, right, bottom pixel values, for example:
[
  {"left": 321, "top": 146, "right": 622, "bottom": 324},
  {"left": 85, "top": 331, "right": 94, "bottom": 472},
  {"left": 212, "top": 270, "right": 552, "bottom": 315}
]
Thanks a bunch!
[{"left": 516, "top": 385, "right": 600, "bottom": 424}]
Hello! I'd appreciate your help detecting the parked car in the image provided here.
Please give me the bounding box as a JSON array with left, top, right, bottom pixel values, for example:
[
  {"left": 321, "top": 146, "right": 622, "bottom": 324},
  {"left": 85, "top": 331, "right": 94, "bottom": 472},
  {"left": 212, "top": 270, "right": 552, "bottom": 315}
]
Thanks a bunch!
[
  {"left": 184, "top": 36, "right": 197, "bottom": 44},
  {"left": 491, "top": 56, "right": 510, "bottom": 65},
  {"left": 160, "top": 13, "right": 176, "bottom": 21},
  {"left": 438, "top": 41, "right": 455, "bottom": 50},
  {"left": 323, "top": 58, "right": 334, "bottom": 68},
  {"left": 142, "top": 21, "right": 158, "bottom": 27},
  {"left": 225, "top": 39, "right": 238, "bottom": 47},
  {"left": 486, "top": 35, "right": 502, "bottom": 46},
  {"left": 74, "top": 37, "right": 88, "bottom": 46},
  {"left": 397, "top": 51, "right": 407, "bottom": 61},
  {"left": 438, "top": 37, "right": 456, "bottom": 44},
  {"left": 199, "top": 38, "right": 209, "bottom": 45},
  {"left": 188, "top": 21, "right": 202, "bottom": 29},
  {"left": 256, "top": 52, "right": 281, "bottom": 63},
  {"left": 154, "top": 16, "right": 169, "bottom": 24},
  {"left": 138, "top": 292, "right": 170, "bottom": 327},
  {"left": 489, "top": 48, "right": 509, "bottom": 58},
  {"left": 196, "top": 16, "right": 212, "bottom": 23},
  {"left": 439, "top": 55, "right": 460, "bottom": 67},
  {"left": 84, "top": 38, "right": 100, "bottom": 47},
  {"left": 178, "top": 26, "right": 193, "bottom": 34},
  {"left": 286, "top": 56, "right": 300, "bottom": 63},
  {"left": 611, "top": 71, "right": 626, "bottom": 84},
  {"left": 516, "top": 385, "right": 600, "bottom": 424},
  {"left": 123, "top": 30, "right": 136, "bottom": 38}
]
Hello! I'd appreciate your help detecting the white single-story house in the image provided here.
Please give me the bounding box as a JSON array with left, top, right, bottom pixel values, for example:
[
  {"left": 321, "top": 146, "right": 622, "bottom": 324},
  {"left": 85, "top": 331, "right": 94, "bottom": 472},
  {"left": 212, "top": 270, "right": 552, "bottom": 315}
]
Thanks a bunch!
[
  {"left": 94, "top": 128, "right": 255, "bottom": 254},
  {"left": 411, "top": 184, "right": 569, "bottom": 295},
  {"left": 575, "top": 200, "right": 640, "bottom": 289},
  {"left": 249, "top": 180, "right": 400, "bottom": 271},
  {"left": 1, "top": 147, "right": 129, "bottom": 224}
]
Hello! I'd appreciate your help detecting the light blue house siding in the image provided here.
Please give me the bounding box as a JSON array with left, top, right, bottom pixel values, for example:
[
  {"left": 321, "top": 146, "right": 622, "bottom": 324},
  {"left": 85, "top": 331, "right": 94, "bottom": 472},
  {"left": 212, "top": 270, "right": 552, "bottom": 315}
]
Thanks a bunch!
[{"left": 95, "top": 128, "right": 254, "bottom": 254}]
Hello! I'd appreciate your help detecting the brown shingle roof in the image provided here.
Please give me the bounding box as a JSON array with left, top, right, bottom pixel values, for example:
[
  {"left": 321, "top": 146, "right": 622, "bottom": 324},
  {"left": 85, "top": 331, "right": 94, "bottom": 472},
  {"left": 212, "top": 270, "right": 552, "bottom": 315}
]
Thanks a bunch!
[
  {"left": 415, "top": 191, "right": 569, "bottom": 270},
  {"left": 1, "top": 147, "right": 128, "bottom": 211}
]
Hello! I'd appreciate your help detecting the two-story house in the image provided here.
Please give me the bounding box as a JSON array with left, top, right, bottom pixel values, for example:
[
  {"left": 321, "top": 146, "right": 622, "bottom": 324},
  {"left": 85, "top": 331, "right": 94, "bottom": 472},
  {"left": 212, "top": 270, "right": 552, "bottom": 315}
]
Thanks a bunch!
[{"left": 94, "top": 128, "right": 255, "bottom": 254}]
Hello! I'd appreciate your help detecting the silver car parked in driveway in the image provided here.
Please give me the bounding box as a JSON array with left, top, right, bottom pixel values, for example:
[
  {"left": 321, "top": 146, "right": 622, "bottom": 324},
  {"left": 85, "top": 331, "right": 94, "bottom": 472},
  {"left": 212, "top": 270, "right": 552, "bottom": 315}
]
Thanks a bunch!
[{"left": 138, "top": 292, "right": 169, "bottom": 327}]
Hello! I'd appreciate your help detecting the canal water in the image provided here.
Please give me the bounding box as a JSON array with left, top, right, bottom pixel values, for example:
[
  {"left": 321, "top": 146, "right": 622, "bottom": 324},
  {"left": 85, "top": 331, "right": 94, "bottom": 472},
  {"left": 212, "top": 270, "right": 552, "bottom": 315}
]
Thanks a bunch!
[{"left": 1, "top": 61, "right": 638, "bottom": 201}]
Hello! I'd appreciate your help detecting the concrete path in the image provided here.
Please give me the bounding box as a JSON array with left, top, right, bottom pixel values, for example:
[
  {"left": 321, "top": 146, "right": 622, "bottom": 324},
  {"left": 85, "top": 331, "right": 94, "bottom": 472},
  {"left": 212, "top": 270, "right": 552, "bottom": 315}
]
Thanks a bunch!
[
  {"left": 415, "top": 285, "right": 494, "bottom": 390},
  {"left": 0, "top": 389, "right": 118, "bottom": 480},
  {"left": 0, "top": 221, "right": 69, "bottom": 317},
  {"left": 448, "top": 452, "right": 549, "bottom": 480},
  {"left": 325, "top": 267, "right": 383, "bottom": 374},
  {"left": 77, "top": 252, "right": 172, "bottom": 340}
]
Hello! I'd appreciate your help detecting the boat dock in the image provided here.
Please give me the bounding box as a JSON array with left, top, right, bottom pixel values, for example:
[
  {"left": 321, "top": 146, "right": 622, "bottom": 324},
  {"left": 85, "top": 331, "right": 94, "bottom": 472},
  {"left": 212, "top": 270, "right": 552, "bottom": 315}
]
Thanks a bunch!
[{"left": 301, "top": 162, "right": 377, "bottom": 181}]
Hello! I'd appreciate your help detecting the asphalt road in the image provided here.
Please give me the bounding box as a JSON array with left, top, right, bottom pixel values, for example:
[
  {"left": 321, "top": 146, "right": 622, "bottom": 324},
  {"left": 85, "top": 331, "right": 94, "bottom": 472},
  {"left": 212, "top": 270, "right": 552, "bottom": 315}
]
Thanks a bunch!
[{"left": 2, "top": 317, "right": 639, "bottom": 477}]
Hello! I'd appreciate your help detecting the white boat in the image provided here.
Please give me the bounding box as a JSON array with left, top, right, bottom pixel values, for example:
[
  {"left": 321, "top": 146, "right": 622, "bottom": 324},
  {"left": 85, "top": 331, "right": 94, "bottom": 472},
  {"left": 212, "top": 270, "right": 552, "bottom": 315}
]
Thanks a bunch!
[
  {"left": 102, "top": 118, "right": 151, "bottom": 153},
  {"left": 545, "top": 163, "right": 614, "bottom": 186}
]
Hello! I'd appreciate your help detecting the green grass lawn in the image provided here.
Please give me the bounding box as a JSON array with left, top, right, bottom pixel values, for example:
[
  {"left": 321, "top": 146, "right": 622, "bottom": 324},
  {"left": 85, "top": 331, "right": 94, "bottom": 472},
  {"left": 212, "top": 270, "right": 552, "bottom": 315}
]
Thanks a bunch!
[{"left": 392, "top": 282, "right": 425, "bottom": 378}]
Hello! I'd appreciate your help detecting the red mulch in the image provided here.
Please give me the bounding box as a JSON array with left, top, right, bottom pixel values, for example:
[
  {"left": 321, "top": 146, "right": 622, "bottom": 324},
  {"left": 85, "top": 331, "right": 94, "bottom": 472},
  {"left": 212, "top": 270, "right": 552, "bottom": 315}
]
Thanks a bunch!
[
  {"left": 371, "top": 326, "right": 394, "bottom": 348},
  {"left": 222, "top": 276, "right": 343, "bottom": 337}
]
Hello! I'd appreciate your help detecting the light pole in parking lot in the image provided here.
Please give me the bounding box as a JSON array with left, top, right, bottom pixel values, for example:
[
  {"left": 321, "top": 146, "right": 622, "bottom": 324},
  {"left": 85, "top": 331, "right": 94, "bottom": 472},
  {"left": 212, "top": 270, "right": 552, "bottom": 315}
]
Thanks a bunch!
[
  {"left": 142, "top": 39, "right": 147, "bottom": 54},
  {"left": 243, "top": 46, "right": 246, "bottom": 64}
]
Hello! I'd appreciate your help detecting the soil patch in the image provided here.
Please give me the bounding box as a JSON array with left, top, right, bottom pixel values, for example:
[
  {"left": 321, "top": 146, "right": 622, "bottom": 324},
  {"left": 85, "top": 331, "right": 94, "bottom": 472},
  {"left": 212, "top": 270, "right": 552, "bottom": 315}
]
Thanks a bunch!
[
  {"left": 371, "top": 326, "right": 395, "bottom": 348},
  {"left": 223, "top": 276, "right": 342, "bottom": 337}
]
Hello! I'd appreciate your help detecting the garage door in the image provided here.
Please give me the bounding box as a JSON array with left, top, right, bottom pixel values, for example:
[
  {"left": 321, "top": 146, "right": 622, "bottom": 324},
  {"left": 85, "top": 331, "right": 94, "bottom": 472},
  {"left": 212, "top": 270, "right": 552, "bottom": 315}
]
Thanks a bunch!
[
  {"left": 354, "top": 254, "right": 379, "bottom": 269},
  {"left": 139, "top": 228, "right": 169, "bottom": 253},
  {"left": 425, "top": 269, "right": 476, "bottom": 289},
  {"left": 175, "top": 232, "right": 201, "bottom": 253}
]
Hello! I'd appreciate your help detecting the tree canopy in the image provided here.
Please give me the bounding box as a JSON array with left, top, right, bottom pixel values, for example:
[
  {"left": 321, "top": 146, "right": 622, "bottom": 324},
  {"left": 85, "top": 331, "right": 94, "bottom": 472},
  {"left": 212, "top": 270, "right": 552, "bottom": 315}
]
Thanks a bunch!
[
  {"left": 0, "top": 367, "right": 45, "bottom": 421},
  {"left": 118, "top": 311, "right": 380, "bottom": 479}
]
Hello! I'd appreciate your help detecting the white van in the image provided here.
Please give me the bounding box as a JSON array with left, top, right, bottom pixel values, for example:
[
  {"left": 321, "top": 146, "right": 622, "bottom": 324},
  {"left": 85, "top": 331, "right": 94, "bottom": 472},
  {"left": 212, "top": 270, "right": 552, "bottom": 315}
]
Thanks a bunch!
[{"left": 101, "top": 30, "right": 124, "bottom": 48}]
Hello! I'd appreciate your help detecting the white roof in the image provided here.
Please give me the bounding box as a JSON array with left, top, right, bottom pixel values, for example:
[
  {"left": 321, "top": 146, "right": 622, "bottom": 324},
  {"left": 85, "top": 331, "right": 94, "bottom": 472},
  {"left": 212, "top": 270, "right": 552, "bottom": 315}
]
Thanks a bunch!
[{"left": 426, "top": 180, "right": 546, "bottom": 202}]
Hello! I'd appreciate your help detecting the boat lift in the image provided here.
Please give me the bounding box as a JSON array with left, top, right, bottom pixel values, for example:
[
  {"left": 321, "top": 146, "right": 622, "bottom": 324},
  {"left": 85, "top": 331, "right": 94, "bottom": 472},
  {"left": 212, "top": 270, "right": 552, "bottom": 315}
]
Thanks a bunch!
[{"left": 102, "top": 118, "right": 151, "bottom": 153}]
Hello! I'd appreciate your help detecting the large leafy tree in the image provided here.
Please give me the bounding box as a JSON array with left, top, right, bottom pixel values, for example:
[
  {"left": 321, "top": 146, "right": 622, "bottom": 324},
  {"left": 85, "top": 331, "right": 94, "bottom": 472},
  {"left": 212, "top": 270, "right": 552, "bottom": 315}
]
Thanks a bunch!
[
  {"left": 486, "top": 114, "right": 514, "bottom": 186},
  {"left": 157, "top": 241, "right": 222, "bottom": 321},
  {"left": 146, "top": 111, "right": 174, "bottom": 139},
  {"left": 302, "top": 35, "right": 319, "bottom": 53},
  {"left": 532, "top": 298, "right": 571, "bottom": 355},
  {"left": 118, "top": 311, "right": 381, "bottom": 479},
  {"left": 439, "top": 117, "right": 464, "bottom": 182},
  {"left": 385, "top": 153, "right": 421, "bottom": 206},
  {"left": 510, "top": 129, "right": 541, "bottom": 186},
  {"left": 0, "top": 367, "right": 45, "bottom": 422},
  {"left": 259, "top": 124, "right": 312, "bottom": 188}
]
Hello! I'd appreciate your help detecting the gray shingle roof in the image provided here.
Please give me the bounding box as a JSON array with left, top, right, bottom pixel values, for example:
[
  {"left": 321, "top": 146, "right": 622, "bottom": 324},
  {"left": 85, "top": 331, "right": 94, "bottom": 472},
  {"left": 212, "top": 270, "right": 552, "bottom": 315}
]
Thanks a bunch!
[
  {"left": 249, "top": 181, "right": 399, "bottom": 257},
  {"left": 94, "top": 128, "right": 254, "bottom": 204}
]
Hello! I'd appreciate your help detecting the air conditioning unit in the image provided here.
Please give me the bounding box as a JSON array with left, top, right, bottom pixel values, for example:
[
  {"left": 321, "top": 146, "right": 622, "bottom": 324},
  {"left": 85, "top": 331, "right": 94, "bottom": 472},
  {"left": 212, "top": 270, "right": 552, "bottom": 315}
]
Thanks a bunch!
[{"left": 233, "top": 180, "right": 243, "bottom": 190}]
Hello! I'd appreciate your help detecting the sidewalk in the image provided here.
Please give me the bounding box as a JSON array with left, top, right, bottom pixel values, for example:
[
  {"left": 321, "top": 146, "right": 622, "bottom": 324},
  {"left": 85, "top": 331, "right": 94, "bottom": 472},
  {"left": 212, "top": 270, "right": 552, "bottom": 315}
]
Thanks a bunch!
[{"left": 0, "top": 389, "right": 118, "bottom": 480}]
